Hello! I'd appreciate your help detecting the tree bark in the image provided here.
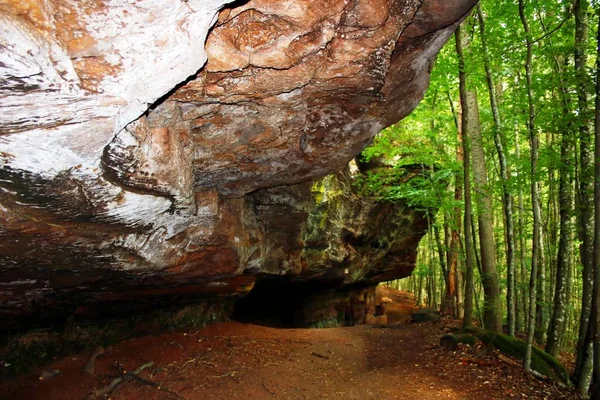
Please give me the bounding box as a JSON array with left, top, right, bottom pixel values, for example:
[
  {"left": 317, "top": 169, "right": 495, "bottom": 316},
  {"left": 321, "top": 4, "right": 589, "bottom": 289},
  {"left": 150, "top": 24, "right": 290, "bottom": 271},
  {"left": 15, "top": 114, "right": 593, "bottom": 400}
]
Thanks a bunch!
[
  {"left": 515, "top": 128, "right": 529, "bottom": 334},
  {"left": 434, "top": 223, "right": 451, "bottom": 312},
  {"left": 445, "top": 92, "right": 463, "bottom": 319},
  {"left": 449, "top": 144, "right": 463, "bottom": 319},
  {"left": 417, "top": 273, "right": 424, "bottom": 307},
  {"left": 535, "top": 226, "right": 547, "bottom": 344},
  {"left": 519, "top": 0, "right": 541, "bottom": 373},
  {"left": 591, "top": 8, "right": 600, "bottom": 395},
  {"left": 427, "top": 219, "right": 439, "bottom": 309},
  {"left": 546, "top": 130, "right": 574, "bottom": 356},
  {"left": 466, "top": 88, "right": 502, "bottom": 333},
  {"left": 476, "top": 3, "right": 516, "bottom": 336},
  {"left": 456, "top": 24, "right": 475, "bottom": 330},
  {"left": 574, "top": 0, "right": 595, "bottom": 391},
  {"left": 545, "top": 12, "right": 575, "bottom": 357}
]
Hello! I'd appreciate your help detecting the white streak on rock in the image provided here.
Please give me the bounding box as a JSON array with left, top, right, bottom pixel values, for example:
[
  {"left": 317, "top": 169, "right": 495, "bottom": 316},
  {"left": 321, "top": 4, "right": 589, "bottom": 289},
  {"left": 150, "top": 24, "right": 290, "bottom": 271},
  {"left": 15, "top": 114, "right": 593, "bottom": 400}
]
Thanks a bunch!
[
  {"left": 77, "top": 0, "right": 232, "bottom": 132},
  {"left": 0, "top": 0, "right": 232, "bottom": 232}
]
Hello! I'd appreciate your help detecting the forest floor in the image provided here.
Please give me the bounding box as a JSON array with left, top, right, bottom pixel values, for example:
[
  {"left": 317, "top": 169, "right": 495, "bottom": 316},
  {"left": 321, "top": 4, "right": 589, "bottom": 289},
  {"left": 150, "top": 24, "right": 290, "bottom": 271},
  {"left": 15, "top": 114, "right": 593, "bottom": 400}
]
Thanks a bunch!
[{"left": 0, "top": 287, "right": 581, "bottom": 400}]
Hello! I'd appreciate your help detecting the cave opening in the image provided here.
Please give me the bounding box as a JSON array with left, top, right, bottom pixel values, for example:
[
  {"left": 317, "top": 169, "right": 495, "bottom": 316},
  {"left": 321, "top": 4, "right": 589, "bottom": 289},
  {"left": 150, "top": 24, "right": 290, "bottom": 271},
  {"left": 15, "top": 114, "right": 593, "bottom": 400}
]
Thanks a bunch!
[
  {"left": 233, "top": 278, "right": 300, "bottom": 328},
  {"left": 233, "top": 277, "right": 372, "bottom": 328}
]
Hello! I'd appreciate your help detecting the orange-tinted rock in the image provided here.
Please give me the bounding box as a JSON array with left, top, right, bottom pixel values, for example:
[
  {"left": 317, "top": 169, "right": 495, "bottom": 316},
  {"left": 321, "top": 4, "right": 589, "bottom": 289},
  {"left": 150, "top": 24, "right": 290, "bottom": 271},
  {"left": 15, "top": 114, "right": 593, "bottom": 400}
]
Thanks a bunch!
[{"left": 0, "top": 0, "right": 475, "bottom": 330}]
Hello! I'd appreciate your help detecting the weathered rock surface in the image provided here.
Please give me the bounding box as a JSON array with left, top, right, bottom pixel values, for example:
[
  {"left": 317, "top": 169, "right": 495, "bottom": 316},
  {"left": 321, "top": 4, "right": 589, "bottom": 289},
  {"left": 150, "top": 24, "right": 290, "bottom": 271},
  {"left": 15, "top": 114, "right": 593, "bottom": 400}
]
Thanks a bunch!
[
  {"left": 411, "top": 308, "right": 441, "bottom": 323},
  {"left": 0, "top": 0, "right": 475, "bottom": 331}
]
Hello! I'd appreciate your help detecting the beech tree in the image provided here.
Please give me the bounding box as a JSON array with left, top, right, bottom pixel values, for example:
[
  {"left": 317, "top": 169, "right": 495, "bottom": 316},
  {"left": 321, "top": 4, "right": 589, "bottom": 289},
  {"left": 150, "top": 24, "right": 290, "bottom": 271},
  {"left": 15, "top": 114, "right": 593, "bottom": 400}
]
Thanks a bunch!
[
  {"left": 574, "top": 0, "right": 595, "bottom": 392},
  {"left": 456, "top": 24, "right": 475, "bottom": 329},
  {"left": 476, "top": 3, "right": 516, "bottom": 337},
  {"left": 362, "top": 0, "right": 600, "bottom": 394},
  {"left": 592, "top": 10, "right": 600, "bottom": 397}
]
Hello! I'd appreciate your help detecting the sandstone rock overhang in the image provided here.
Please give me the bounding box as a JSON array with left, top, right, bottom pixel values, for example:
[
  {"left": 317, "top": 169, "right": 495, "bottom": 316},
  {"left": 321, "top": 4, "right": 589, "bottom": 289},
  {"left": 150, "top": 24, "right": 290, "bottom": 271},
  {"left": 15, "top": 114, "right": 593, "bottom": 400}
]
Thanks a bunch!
[{"left": 0, "top": 0, "right": 476, "bottom": 332}]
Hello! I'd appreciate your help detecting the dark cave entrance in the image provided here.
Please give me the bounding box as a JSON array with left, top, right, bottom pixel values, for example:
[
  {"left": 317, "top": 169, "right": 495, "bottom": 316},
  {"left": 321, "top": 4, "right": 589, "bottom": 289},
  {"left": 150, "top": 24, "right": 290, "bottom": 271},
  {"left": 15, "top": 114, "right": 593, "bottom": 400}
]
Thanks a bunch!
[
  {"left": 233, "top": 279, "right": 300, "bottom": 327},
  {"left": 232, "top": 278, "right": 374, "bottom": 328}
]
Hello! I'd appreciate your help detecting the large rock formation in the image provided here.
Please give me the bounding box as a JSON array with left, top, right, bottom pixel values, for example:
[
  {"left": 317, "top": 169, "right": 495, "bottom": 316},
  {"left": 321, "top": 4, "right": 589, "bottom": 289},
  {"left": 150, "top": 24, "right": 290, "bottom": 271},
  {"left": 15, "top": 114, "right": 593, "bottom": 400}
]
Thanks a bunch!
[{"left": 0, "top": 0, "right": 475, "bottom": 334}]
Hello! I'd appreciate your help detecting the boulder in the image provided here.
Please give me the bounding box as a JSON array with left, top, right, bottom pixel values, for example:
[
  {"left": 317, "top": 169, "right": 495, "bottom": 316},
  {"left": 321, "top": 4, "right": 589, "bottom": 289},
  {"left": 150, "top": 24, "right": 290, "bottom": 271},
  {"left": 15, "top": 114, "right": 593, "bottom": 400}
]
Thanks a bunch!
[
  {"left": 411, "top": 309, "right": 441, "bottom": 323},
  {"left": 465, "top": 327, "right": 571, "bottom": 386},
  {"left": 440, "top": 333, "right": 477, "bottom": 350}
]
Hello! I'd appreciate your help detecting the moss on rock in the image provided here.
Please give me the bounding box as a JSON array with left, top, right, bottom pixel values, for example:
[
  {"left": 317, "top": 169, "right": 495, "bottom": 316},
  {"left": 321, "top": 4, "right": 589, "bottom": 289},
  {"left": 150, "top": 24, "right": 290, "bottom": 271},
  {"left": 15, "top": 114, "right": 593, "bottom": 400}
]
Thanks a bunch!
[
  {"left": 465, "top": 327, "right": 570, "bottom": 386},
  {"left": 440, "top": 333, "right": 477, "bottom": 350},
  {"left": 411, "top": 309, "right": 441, "bottom": 323}
]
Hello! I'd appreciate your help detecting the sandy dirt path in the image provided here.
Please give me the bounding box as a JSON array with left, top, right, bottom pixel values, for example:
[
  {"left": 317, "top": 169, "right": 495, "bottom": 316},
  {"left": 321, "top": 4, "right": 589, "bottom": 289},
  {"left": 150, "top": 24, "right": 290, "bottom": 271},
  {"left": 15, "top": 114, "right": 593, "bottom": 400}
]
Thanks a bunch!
[{"left": 0, "top": 288, "right": 576, "bottom": 400}]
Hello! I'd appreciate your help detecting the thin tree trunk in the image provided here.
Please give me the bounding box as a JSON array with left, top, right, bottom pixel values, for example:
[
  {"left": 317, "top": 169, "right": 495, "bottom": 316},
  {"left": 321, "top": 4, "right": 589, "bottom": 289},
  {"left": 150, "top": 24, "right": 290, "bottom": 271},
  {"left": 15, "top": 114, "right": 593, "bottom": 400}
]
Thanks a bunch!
[
  {"left": 536, "top": 226, "right": 547, "bottom": 344},
  {"left": 477, "top": 3, "right": 516, "bottom": 336},
  {"left": 466, "top": 88, "right": 502, "bottom": 333},
  {"left": 574, "top": 0, "right": 595, "bottom": 390},
  {"left": 539, "top": 21, "right": 576, "bottom": 356},
  {"left": 427, "top": 251, "right": 433, "bottom": 309},
  {"left": 471, "top": 217, "right": 483, "bottom": 280},
  {"left": 565, "top": 233, "right": 574, "bottom": 348},
  {"left": 591, "top": 10, "right": 600, "bottom": 396},
  {"left": 445, "top": 93, "right": 463, "bottom": 319},
  {"left": 519, "top": 0, "right": 541, "bottom": 373},
  {"left": 516, "top": 128, "right": 529, "bottom": 334},
  {"left": 546, "top": 34, "right": 575, "bottom": 358},
  {"left": 417, "top": 274, "right": 423, "bottom": 307},
  {"left": 546, "top": 135, "right": 574, "bottom": 356},
  {"left": 427, "top": 220, "right": 438, "bottom": 309},
  {"left": 451, "top": 139, "right": 463, "bottom": 319},
  {"left": 434, "top": 223, "right": 451, "bottom": 312},
  {"left": 456, "top": 24, "right": 475, "bottom": 330}
]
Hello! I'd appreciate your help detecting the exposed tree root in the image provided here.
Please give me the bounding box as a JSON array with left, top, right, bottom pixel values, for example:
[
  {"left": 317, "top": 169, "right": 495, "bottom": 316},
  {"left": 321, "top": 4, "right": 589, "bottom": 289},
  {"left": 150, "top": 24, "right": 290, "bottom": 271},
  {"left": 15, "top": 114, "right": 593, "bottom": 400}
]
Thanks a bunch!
[
  {"left": 87, "top": 361, "right": 185, "bottom": 399},
  {"left": 82, "top": 346, "right": 105, "bottom": 376}
]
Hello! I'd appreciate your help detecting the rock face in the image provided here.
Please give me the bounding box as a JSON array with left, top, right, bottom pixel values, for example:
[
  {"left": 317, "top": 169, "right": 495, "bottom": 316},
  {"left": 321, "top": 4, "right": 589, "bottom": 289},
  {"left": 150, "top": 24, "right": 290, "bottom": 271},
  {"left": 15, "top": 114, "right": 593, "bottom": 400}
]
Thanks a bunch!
[
  {"left": 233, "top": 167, "right": 428, "bottom": 328},
  {"left": 0, "top": 0, "right": 475, "bottom": 332}
]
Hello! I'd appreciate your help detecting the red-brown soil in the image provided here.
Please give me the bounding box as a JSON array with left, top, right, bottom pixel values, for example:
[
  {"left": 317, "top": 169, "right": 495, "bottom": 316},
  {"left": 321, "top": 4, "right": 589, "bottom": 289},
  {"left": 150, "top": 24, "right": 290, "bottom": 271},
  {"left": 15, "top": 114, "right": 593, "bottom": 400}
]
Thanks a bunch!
[{"left": 0, "top": 287, "right": 579, "bottom": 400}]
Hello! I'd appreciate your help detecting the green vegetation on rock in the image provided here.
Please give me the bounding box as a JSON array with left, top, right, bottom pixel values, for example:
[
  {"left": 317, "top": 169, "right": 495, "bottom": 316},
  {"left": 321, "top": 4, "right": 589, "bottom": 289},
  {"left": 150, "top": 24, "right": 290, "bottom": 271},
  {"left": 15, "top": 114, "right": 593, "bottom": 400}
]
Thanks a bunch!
[{"left": 465, "top": 328, "right": 570, "bottom": 386}]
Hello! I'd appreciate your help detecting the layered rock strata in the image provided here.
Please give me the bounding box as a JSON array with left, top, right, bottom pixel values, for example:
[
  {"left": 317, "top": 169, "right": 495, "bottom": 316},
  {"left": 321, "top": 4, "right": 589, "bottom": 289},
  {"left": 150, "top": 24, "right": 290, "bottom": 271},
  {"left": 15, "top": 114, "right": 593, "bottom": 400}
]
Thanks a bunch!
[{"left": 0, "top": 0, "right": 474, "bottom": 332}]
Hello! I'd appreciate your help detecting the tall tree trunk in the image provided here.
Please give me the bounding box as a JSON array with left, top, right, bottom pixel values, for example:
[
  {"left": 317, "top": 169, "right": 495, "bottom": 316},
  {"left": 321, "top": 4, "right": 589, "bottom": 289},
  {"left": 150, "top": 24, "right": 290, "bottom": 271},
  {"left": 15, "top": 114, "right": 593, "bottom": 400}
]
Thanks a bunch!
[
  {"left": 519, "top": 0, "right": 541, "bottom": 373},
  {"left": 427, "top": 235, "right": 432, "bottom": 308},
  {"left": 516, "top": 128, "right": 529, "bottom": 334},
  {"left": 450, "top": 139, "right": 463, "bottom": 319},
  {"left": 456, "top": 24, "right": 475, "bottom": 330},
  {"left": 446, "top": 92, "right": 463, "bottom": 319},
  {"left": 546, "top": 128, "right": 574, "bottom": 356},
  {"left": 574, "top": 0, "right": 595, "bottom": 390},
  {"left": 591, "top": 10, "right": 600, "bottom": 397},
  {"left": 546, "top": 28, "right": 575, "bottom": 358},
  {"left": 467, "top": 88, "right": 502, "bottom": 333},
  {"left": 427, "top": 220, "right": 438, "bottom": 309},
  {"left": 535, "top": 227, "right": 547, "bottom": 344},
  {"left": 476, "top": 3, "right": 516, "bottom": 336},
  {"left": 434, "top": 223, "right": 451, "bottom": 312},
  {"left": 540, "top": 23, "right": 575, "bottom": 356},
  {"left": 417, "top": 273, "right": 424, "bottom": 307}
]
